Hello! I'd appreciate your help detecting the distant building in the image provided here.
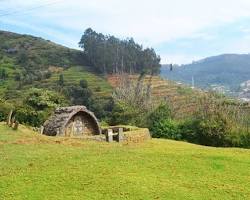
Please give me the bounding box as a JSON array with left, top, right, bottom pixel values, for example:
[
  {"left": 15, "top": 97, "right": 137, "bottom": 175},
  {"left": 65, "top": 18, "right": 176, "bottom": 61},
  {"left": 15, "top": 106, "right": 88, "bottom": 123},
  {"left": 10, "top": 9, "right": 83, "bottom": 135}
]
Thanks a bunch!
[
  {"left": 239, "top": 80, "right": 250, "bottom": 101},
  {"left": 5, "top": 48, "right": 18, "bottom": 54}
]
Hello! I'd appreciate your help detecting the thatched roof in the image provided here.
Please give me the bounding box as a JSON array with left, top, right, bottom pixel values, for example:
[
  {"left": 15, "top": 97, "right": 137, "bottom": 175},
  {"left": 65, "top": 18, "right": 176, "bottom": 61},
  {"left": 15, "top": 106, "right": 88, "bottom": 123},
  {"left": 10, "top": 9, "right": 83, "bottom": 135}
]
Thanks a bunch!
[{"left": 43, "top": 106, "right": 101, "bottom": 136}]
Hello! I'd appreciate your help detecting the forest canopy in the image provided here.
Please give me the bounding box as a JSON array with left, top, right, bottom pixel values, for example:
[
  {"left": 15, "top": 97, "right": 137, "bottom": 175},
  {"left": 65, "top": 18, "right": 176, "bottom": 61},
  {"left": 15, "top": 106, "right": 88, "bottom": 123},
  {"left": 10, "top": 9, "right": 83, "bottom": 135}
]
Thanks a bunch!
[{"left": 79, "top": 28, "right": 161, "bottom": 75}]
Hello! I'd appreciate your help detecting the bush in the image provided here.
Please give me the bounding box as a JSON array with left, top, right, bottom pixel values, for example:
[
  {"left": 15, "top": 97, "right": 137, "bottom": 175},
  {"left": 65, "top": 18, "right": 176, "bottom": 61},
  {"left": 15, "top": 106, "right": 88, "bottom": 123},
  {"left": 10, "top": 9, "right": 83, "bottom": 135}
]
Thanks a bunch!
[
  {"left": 13, "top": 88, "right": 66, "bottom": 127},
  {"left": 151, "top": 119, "right": 181, "bottom": 140},
  {"left": 179, "top": 119, "right": 200, "bottom": 143},
  {"left": 64, "top": 85, "right": 92, "bottom": 107},
  {"left": 148, "top": 103, "right": 171, "bottom": 127},
  {"left": 25, "top": 88, "right": 66, "bottom": 110},
  {"left": 180, "top": 116, "right": 250, "bottom": 148},
  {"left": 180, "top": 113, "right": 234, "bottom": 147},
  {"left": 79, "top": 79, "right": 88, "bottom": 88},
  {"left": 0, "top": 102, "right": 14, "bottom": 122},
  {"left": 225, "top": 130, "right": 250, "bottom": 148},
  {"left": 178, "top": 95, "right": 236, "bottom": 147},
  {"left": 147, "top": 103, "right": 181, "bottom": 140},
  {"left": 109, "top": 102, "right": 141, "bottom": 126},
  {"left": 197, "top": 113, "right": 230, "bottom": 147},
  {"left": 239, "top": 132, "right": 250, "bottom": 148},
  {"left": 15, "top": 106, "right": 49, "bottom": 127}
]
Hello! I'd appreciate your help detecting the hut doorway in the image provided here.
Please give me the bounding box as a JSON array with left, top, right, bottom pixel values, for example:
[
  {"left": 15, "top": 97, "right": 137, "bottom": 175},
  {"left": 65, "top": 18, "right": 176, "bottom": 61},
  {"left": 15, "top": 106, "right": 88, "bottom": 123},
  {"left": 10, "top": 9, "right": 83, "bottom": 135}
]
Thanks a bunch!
[{"left": 65, "top": 115, "right": 85, "bottom": 137}]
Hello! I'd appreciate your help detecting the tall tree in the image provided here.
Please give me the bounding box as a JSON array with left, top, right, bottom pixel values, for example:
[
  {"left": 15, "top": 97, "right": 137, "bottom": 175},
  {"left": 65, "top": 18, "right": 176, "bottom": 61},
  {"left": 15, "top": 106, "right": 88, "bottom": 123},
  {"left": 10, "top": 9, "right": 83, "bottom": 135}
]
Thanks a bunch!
[{"left": 79, "top": 28, "right": 161, "bottom": 75}]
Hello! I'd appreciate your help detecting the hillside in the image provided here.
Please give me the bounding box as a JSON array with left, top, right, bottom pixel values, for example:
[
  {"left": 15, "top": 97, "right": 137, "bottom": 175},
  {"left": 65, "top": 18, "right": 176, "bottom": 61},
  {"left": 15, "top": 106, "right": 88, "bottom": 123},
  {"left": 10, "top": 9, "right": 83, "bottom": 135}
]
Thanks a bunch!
[
  {"left": 1, "top": 123, "right": 250, "bottom": 200},
  {"left": 0, "top": 30, "right": 114, "bottom": 123},
  {"left": 1, "top": 30, "right": 249, "bottom": 133},
  {"left": 108, "top": 75, "right": 206, "bottom": 119},
  {"left": 0, "top": 30, "right": 112, "bottom": 98},
  {"left": 161, "top": 54, "right": 250, "bottom": 98},
  {"left": 0, "top": 30, "right": 207, "bottom": 122}
]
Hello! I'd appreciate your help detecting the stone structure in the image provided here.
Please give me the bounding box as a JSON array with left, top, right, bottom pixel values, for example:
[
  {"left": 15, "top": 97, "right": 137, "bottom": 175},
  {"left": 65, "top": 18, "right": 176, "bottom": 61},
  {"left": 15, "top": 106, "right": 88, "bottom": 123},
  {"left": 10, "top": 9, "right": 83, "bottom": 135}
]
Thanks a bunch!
[{"left": 43, "top": 106, "right": 101, "bottom": 137}]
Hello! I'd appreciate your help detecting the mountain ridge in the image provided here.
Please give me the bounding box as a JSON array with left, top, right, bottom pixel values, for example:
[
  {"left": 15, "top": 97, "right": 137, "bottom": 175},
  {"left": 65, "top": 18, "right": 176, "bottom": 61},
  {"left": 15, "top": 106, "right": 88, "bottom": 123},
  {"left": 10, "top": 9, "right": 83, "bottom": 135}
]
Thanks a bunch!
[{"left": 161, "top": 53, "right": 250, "bottom": 97}]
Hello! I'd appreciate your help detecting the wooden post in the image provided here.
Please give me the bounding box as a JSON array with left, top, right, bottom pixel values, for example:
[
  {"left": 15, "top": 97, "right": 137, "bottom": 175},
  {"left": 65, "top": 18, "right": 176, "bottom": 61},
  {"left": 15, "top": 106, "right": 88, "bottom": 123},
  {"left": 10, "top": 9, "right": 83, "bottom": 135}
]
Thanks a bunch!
[
  {"left": 118, "top": 128, "right": 124, "bottom": 142},
  {"left": 6, "top": 110, "right": 13, "bottom": 126},
  {"left": 40, "top": 126, "right": 44, "bottom": 135},
  {"left": 13, "top": 121, "right": 19, "bottom": 130},
  {"left": 56, "top": 128, "right": 60, "bottom": 136},
  {"left": 10, "top": 117, "right": 15, "bottom": 128},
  {"left": 106, "top": 129, "right": 113, "bottom": 142}
]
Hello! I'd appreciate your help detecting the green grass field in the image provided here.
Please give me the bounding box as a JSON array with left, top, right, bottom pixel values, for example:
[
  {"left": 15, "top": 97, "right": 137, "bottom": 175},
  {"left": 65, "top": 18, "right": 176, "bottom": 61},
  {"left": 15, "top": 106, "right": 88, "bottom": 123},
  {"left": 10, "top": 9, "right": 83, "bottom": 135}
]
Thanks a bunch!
[{"left": 0, "top": 123, "right": 250, "bottom": 200}]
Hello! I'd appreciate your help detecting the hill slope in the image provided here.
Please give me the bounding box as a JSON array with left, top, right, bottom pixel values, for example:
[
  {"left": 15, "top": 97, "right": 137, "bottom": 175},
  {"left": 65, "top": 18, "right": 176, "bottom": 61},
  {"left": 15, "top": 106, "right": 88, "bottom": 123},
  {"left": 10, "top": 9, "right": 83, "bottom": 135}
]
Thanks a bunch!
[
  {"left": 0, "top": 30, "right": 113, "bottom": 104},
  {"left": 161, "top": 54, "right": 250, "bottom": 96},
  {"left": 2, "top": 30, "right": 246, "bottom": 126},
  {"left": 0, "top": 30, "right": 208, "bottom": 122},
  {"left": 108, "top": 74, "right": 205, "bottom": 119},
  {"left": 1, "top": 123, "right": 250, "bottom": 200}
]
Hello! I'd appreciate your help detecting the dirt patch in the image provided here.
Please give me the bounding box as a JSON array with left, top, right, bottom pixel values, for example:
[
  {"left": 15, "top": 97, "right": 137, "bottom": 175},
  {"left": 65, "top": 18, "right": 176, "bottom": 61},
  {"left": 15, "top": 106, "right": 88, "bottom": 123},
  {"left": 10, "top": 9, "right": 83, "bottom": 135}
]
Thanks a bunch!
[{"left": 9, "top": 136, "right": 91, "bottom": 147}]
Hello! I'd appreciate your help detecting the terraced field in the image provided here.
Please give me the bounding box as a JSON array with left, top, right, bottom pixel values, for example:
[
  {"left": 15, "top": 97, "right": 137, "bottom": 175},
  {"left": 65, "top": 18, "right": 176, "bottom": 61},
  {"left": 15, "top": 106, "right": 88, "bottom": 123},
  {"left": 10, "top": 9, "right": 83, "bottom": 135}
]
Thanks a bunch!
[
  {"left": 108, "top": 75, "right": 205, "bottom": 119},
  {"left": 39, "top": 66, "right": 113, "bottom": 98},
  {"left": 0, "top": 59, "right": 21, "bottom": 96}
]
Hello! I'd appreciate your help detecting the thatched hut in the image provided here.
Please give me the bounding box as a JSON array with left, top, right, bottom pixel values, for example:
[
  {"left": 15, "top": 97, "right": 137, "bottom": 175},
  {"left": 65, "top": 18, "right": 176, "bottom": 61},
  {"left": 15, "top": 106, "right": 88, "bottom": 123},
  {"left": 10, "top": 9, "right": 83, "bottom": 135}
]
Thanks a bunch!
[{"left": 43, "top": 106, "right": 101, "bottom": 137}]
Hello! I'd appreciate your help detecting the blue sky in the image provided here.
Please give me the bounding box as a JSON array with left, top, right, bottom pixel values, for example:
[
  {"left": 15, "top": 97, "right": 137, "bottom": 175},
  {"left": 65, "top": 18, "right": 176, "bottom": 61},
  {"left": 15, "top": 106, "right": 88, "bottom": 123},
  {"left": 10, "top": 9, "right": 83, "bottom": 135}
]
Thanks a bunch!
[{"left": 1, "top": 0, "right": 250, "bottom": 64}]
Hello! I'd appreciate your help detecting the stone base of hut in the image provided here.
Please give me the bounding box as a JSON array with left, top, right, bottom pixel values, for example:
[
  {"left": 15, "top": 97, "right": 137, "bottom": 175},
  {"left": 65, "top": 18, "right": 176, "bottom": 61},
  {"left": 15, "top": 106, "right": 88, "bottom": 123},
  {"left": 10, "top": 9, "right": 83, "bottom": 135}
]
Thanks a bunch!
[{"left": 51, "top": 127, "right": 151, "bottom": 144}]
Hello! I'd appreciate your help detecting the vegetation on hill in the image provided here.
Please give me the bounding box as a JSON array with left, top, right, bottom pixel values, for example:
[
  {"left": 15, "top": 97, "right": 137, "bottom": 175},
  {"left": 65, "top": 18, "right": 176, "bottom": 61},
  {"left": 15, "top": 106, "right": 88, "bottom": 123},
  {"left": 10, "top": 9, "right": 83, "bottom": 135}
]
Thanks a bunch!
[
  {"left": 0, "top": 29, "right": 160, "bottom": 126},
  {"left": 161, "top": 54, "right": 250, "bottom": 93},
  {"left": 1, "top": 123, "right": 250, "bottom": 200},
  {"left": 1, "top": 30, "right": 250, "bottom": 148},
  {"left": 79, "top": 28, "right": 161, "bottom": 75},
  {"left": 108, "top": 75, "right": 250, "bottom": 148},
  {"left": 0, "top": 30, "right": 114, "bottom": 125}
]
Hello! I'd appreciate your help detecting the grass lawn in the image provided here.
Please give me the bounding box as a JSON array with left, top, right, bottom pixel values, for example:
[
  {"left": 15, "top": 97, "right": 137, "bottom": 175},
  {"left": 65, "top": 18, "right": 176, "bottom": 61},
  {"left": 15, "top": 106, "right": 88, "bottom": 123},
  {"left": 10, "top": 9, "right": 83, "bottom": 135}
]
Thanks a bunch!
[{"left": 0, "top": 123, "right": 250, "bottom": 200}]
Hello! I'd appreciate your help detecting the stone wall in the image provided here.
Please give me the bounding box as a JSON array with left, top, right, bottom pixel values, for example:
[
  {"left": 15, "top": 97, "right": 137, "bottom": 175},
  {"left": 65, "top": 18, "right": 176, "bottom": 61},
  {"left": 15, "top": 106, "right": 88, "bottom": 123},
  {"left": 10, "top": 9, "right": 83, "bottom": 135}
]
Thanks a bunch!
[{"left": 123, "top": 128, "right": 151, "bottom": 143}]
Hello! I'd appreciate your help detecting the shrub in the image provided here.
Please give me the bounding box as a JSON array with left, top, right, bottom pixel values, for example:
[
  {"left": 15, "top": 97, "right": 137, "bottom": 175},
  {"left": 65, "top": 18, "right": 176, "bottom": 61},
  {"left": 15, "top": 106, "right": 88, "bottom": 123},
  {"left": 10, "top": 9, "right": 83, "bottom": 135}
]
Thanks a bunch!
[
  {"left": 179, "top": 95, "right": 235, "bottom": 147},
  {"left": 25, "top": 88, "right": 66, "bottom": 110},
  {"left": 0, "top": 101, "right": 14, "bottom": 122},
  {"left": 150, "top": 119, "right": 181, "bottom": 140},
  {"left": 147, "top": 103, "right": 181, "bottom": 140},
  {"left": 225, "top": 129, "right": 250, "bottom": 148},
  {"left": 179, "top": 119, "right": 200, "bottom": 143},
  {"left": 15, "top": 106, "right": 49, "bottom": 127},
  {"left": 64, "top": 86, "right": 92, "bottom": 107},
  {"left": 79, "top": 79, "right": 88, "bottom": 88},
  {"left": 197, "top": 113, "right": 230, "bottom": 147},
  {"left": 239, "top": 132, "right": 250, "bottom": 148},
  {"left": 109, "top": 102, "right": 141, "bottom": 126},
  {"left": 148, "top": 103, "right": 171, "bottom": 127}
]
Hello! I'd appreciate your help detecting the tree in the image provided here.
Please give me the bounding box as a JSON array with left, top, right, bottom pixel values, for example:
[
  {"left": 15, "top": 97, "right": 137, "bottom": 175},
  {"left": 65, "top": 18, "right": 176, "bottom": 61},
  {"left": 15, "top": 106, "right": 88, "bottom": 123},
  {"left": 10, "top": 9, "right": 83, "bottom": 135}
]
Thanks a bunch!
[
  {"left": 25, "top": 88, "right": 65, "bottom": 110},
  {"left": 79, "top": 28, "right": 161, "bottom": 75},
  {"left": 80, "top": 79, "right": 88, "bottom": 88},
  {"left": 64, "top": 86, "right": 92, "bottom": 107},
  {"left": 58, "top": 74, "right": 64, "bottom": 86},
  {"left": 17, "top": 49, "right": 28, "bottom": 66},
  {"left": 0, "top": 69, "right": 8, "bottom": 80},
  {"left": 110, "top": 74, "right": 154, "bottom": 126},
  {"left": 14, "top": 73, "right": 21, "bottom": 81}
]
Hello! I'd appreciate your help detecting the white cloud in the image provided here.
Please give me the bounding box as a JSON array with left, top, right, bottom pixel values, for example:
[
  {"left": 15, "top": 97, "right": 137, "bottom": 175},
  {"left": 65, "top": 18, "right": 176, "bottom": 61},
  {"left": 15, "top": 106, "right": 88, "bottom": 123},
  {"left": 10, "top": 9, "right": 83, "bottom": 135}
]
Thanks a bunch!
[
  {"left": 161, "top": 54, "right": 202, "bottom": 65},
  {"left": 5, "top": 0, "right": 250, "bottom": 43},
  {"left": 2, "top": 0, "right": 250, "bottom": 63}
]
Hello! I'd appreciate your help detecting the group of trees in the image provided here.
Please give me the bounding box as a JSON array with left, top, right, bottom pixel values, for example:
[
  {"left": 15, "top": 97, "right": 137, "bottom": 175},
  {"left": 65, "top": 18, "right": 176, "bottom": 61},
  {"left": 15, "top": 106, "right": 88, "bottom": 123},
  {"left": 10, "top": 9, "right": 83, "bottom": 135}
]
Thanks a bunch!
[
  {"left": 79, "top": 28, "right": 161, "bottom": 75},
  {"left": 0, "top": 69, "right": 8, "bottom": 80},
  {"left": 14, "top": 88, "right": 66, "bottom": 127},
  {"left": 110, "top": 73, "right": 154, "bottom": 126},
  {"left": 63, "top": 78, "right": 92, "bottom": 107},
  {"left": 108, "top": 74, "right": 250, "bottom": 148}
]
